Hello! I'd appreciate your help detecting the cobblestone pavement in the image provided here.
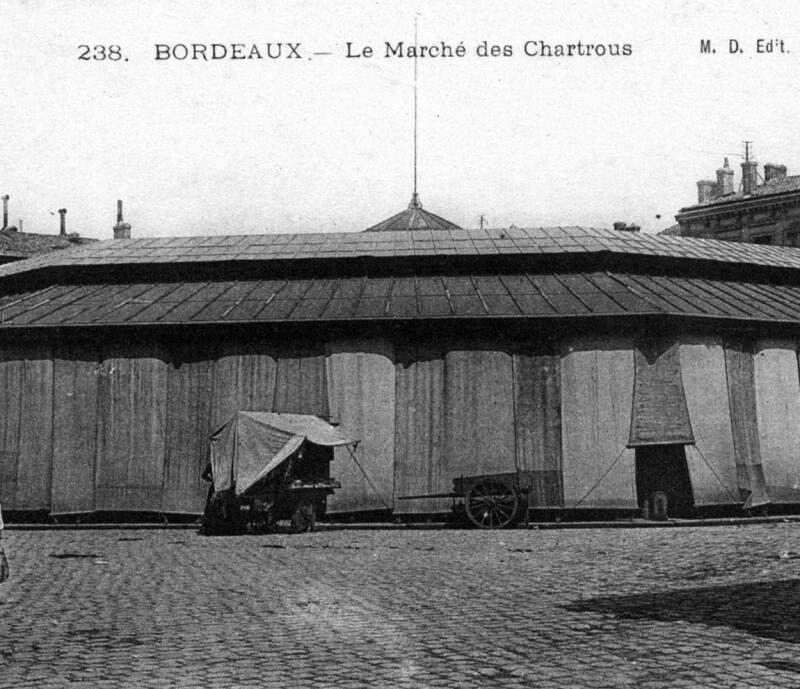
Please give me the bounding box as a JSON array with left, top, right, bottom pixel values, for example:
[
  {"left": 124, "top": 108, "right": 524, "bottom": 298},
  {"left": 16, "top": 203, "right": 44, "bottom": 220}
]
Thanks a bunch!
[{"left": 1, "top": 523, "right": 800, "bottom": 688}]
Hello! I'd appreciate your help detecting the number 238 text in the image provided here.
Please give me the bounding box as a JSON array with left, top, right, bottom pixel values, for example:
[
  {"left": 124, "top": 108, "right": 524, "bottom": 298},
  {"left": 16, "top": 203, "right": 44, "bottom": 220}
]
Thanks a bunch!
[{"left": 77, "top": 45, "right": 126, "bottom": 61}]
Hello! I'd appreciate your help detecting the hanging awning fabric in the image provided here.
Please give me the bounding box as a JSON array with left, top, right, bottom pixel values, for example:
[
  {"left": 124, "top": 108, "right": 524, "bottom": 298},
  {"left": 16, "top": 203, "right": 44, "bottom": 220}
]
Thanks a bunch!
[
  {"left": 208, "top": 411, "right": 357, "bottom": 496},
  {"left": 629, "top": 338, "right": 695, "bottom": 447}
]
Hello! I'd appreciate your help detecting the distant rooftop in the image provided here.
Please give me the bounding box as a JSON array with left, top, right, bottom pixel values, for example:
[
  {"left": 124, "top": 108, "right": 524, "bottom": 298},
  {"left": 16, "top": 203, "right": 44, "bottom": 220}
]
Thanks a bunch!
[
  {"left": 681, "top": 154, "right": 800, "bottom": 213},
  {"left": 0, "top": 228, "right": 96, "bottom": 260},
  {"left": 684, "top": 174, "right": 800, "bottom": 210}
]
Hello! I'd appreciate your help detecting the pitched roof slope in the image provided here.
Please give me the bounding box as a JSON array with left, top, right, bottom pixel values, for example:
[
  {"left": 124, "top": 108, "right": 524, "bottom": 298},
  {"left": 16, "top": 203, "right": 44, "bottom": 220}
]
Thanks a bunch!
[
  {"left": 3, "top": 225, "right": 800, "bottom": 279},
  {"left": 2, "top": 271, "right": 799, "bottom": 328}
]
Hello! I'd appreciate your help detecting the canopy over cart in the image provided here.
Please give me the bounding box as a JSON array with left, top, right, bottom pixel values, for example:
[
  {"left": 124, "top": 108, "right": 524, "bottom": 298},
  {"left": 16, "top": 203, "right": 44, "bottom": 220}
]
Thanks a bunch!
[{"left": 202, "top": 412, "right": 358, "bottom": 534}]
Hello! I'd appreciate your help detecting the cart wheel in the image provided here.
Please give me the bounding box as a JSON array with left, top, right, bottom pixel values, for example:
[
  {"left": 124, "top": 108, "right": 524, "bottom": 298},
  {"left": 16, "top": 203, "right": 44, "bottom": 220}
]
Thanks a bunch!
[
  {"left": 465, "top": 479, "right": 520, "bottom": 529},
  {"left": 291, "top": 501, "right": 316, "bottom": 533}
]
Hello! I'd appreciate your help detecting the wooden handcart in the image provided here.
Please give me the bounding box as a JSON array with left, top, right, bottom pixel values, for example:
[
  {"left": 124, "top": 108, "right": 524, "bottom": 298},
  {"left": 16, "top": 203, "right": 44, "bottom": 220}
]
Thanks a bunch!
[
  {"left": 399, "top": 470, "right": 536, "bottom": 529},
  {"left": 454, "top": 472, "right": 531, "bottom": 529},
  {"left": 237, "top": 475, "right": 342, "bottom": 534}
]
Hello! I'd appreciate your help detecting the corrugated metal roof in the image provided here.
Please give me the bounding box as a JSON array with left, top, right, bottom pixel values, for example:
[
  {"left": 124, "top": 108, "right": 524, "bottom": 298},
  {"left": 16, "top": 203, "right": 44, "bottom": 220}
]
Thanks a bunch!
[
  {"left": 2, "top": 271, "right": 800, "bottom": 328},
  {"left": 3, "top": 226, "right": 800, "bottom": 279}
]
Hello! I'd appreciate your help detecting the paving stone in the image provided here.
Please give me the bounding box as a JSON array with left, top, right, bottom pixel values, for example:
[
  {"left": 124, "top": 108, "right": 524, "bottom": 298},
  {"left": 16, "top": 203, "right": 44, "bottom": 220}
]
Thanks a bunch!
[{"left": 1, "top": 524, "right": 799, "bottom": 686}]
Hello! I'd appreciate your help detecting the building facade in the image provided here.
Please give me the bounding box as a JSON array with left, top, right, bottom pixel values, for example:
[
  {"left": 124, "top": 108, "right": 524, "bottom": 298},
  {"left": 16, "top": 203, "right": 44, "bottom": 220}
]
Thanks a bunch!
[{"left": 1, "top": 221, "right": 800, "bottom": 520}]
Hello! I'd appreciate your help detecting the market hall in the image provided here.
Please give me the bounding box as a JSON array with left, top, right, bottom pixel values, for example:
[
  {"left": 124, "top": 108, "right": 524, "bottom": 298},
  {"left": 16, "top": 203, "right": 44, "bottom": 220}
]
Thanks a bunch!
[{"left": 0, "top": 209, "right": 799, "bottom": 522}]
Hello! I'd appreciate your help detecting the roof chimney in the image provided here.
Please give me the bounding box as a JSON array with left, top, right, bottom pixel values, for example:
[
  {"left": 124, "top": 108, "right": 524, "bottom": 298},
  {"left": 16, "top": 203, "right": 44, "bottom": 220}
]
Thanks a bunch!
[
  {"left": 113, "top": 200, "right": 131, "bottom": 239},
  {"left": 716, "top": 158, "right": 734, "bottom": 196},
  {"left": 741, "top": 160, "right": 758, "bottom": 195},
  {"left": 764, "top": 163, "right": 787, "bottom": 183},
  {"left": 741, "top": 141, "right": 758, "bottom": 195},
  {"left": 58, "top": 208, "right": 67, "bottom": 236},
  {"left": 697, "top": 180, "right": 716, "bottom": 203},
  {"left": 1, "top": 195, "right": 8, "bottom": 229},
  {"left": 613, "top": 221, "right": 641, "bottom": 232}
]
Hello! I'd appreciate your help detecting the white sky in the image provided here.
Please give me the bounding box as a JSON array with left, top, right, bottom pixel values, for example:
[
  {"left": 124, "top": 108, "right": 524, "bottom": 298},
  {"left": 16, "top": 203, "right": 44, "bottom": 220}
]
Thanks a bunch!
[{"left": 3, "top": 0, "right": 800, "bottom": 238}]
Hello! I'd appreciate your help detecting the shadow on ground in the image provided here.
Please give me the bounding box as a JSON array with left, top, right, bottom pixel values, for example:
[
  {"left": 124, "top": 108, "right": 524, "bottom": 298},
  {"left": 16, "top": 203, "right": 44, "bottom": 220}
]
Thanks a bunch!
[{"left": 565, "top": 578, "right": 800, "bottom": 644}]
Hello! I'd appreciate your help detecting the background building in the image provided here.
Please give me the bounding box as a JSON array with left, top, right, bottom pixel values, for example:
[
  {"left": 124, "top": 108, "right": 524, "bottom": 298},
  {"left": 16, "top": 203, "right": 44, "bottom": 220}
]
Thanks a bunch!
[
  {"left": 676, "top": 150, "right": 800, "bottom": 245},
  {"left": 0, "top": 197, "right": 96, "bottom": 264},
  {"left": 1, "top": 214, "right": 800, "bottom": 521}
]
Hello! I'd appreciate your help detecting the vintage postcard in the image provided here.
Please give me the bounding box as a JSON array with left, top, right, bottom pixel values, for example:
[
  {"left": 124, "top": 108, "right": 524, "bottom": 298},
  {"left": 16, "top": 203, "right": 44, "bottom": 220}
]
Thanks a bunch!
[{"left": 1, "top": 2, "right": 799, "bottom": 687}]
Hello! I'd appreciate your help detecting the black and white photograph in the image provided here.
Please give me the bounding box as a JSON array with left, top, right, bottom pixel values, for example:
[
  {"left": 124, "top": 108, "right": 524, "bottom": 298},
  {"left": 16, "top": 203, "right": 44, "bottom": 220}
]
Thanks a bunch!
[{"left": 1, "top": 1, "right": 800, "bottom": 686}]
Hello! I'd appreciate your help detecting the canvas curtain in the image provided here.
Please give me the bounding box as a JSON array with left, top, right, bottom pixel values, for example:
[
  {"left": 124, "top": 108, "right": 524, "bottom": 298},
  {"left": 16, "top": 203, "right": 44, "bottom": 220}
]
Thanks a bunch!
[
  {"left": 15, "top": 349, "right": 54, "bottom": 510},
  {"left": 560, "top": 337, "right": 637, "bottom": 509},
  {"left": 51, "top": 345, "right": 102, "bottom": 514},
  {"left": 95, "top": 344, "right": 169, "bottom": 511},
  {"left": 162, "top": 347, "right": 215, "bottom": 513},
  {"left": 724, "top": 339, "right": 770, "bottom": 507},
  {"left": 513, "top": 349, "right": 563, "bottom": 507},
  {"left": 5, "top": 336, "right": 329, "bottom": 515},
  {"left": 678, "top": 336, "right": 741, "bottom": 506},
  {"left": 0, "top": 345, "right": 23, "bottom": 509},
  {"left": 210, "top": 341, "right": 278, "bottom": 431},
  {"left": 444, "top": 345, "right": 517, "bottom": 481},
  {"left": 0, "top": 344, "right": 54, "bottom": 511},
  {"left": 753, "top": 340, "right": 800, "bottom": 503},
  {"left": 274, "top": 342, "right": 328, "bottom": 417},
  {"left": 393, "top": 342, "right": 447, "bottom": 514},
  {"left": 326, "top": 338, "right": 395, "bottom": 513}
]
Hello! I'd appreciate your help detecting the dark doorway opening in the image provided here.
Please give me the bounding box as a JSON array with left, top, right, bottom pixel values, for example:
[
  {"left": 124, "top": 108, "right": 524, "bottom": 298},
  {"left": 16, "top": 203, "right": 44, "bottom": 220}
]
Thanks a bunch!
[{"left": 635, "top": 444, "right": 694, "bottom": 518}]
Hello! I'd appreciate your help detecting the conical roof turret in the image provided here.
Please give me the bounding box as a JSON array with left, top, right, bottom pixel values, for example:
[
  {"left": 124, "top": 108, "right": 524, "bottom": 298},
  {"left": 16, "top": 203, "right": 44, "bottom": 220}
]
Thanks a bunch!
[{"left": 364, "top": 194, "right": 462, "bottom": 232}]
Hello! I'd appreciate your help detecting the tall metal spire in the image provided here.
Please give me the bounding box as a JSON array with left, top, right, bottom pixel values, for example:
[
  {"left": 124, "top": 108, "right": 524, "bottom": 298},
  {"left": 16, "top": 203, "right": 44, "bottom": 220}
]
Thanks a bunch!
[
  {"left": 364, "top": 23, "right": 463, "bottom": 237},
  {"left": 409, "top": 16, "right": 421, "bottom": 210}
]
